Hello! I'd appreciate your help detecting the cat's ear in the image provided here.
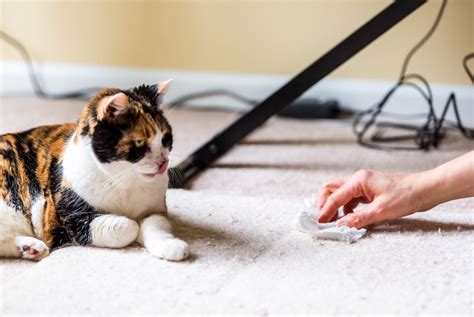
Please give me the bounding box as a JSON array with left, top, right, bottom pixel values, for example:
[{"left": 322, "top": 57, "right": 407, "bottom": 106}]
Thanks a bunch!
[
  {"left": 97, "top": 92, "right": 129, "bottom": 121},
  {"left": 153, "top": 79, "right": 173, "bottom": 107},
  {"left": 157, "top": 79, "right": 173, "bottom": 95}
]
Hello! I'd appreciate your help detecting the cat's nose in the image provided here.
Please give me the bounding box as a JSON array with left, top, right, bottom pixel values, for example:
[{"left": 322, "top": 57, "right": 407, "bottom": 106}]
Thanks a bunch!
[{"left": 154, "top": 157, "right": 167, "bottom": 165}]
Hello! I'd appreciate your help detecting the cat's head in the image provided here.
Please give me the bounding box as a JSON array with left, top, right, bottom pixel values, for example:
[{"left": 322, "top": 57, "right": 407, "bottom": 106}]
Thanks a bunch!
[{"left": 77, "top": 80, "right": 173, "bottom": 181}]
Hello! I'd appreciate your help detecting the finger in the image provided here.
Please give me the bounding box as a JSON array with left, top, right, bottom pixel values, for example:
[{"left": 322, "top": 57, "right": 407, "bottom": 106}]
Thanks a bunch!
[
  {"left": 329, "top": 209, "right": 339, "bottom": 222},
  {"left": 317, "top": 205, "right": 338, "bottom": 223},
  {"left": 317, "top": 179, "right": 346, "bottom": 209},
  {"left": 317, "top": 188, "right": 333, "bottom": 210},
  {"left": 318, "top": 182, "right": 356, "bottom": 223},
  {"left": 336, "top": 208, "right": 382, "bottom": 229}
]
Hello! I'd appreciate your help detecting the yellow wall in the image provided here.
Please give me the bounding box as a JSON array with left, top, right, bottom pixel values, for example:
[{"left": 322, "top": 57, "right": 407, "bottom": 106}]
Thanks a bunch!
[{"left": 1, "top": 0, "right": 473, "bottom": 84}]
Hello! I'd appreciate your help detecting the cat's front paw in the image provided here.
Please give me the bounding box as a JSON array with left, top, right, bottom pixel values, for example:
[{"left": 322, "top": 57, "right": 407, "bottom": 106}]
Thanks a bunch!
[
  {"left": 15, "top": 237, "right": 50, "bottom": 261},
  {"left": 146, "top": 238, "right": 189, "bottom": 261}
]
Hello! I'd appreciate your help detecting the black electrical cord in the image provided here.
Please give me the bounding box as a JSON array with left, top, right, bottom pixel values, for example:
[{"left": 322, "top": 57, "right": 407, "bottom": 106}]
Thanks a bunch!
[
  {"left": 399, "top": 0, "right": 447, "bottom": 80},
  {"left": 463, "top": 52, "right": 474, "bottom": 84},
  {"left": 166, "top": 88, "right": 258, "bottom": 109},
  {"left": 353, "top": 0, "right": 474, "bottom": 151},
  {"left": 0, "top": 30, "right": 101, "bottom": 99}
]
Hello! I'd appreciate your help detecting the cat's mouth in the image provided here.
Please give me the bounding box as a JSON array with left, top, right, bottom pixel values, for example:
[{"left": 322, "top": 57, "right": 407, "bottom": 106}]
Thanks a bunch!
[{"left": 141, "top": 160, "right": 169, "bottom": 179}]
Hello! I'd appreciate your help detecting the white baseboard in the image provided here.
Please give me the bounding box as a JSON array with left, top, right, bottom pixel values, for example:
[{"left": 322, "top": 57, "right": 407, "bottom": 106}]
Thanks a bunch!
[{"left": 1, "top": 61, "right": 472, "bottom": 125}]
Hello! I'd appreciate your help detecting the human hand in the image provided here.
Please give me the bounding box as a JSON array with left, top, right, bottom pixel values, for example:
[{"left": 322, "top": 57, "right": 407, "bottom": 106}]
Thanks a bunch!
[{"left": 316, "top": 170, "right": 428, "bottom": 229}]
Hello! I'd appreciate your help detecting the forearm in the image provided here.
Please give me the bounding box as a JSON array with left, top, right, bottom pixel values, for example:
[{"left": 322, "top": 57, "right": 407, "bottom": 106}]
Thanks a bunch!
[{"left": 415, "top": 151, "right": 474, "bottom": 210}]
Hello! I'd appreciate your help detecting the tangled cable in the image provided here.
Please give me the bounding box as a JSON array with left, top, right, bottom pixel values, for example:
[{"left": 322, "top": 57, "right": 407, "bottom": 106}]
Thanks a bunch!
[{"left": 353, "top": 0, "right": 473, "bottom": 151}]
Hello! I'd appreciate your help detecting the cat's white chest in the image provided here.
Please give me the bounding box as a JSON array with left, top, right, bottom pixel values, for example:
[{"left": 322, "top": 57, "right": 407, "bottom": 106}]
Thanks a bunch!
[
  {"left": 62, "top": 137, "right": 168, "bottom": 220},
  {"left": 85, "top": 173, "right": 168, "bottom": 218}
]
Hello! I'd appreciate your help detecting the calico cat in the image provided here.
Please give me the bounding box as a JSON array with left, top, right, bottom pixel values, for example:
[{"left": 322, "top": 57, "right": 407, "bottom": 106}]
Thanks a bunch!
[{"left": 0, "top": 80, "right": 189, "bottom": 261}]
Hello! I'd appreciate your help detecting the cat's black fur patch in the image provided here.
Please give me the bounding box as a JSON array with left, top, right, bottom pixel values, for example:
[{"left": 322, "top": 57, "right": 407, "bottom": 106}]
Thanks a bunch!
[
  {"left": 48, "top": 157, "right": 63, "bottom": 195},
  {"left": 91, "top": 118, "right": 148, "bottom": 164},
  {"left": 126, "top": 142, "right": 148, "bottom": 163},
  {"left": 56, "top": 188, "right": 101, "bottom": 246},
  {"left": 15, "top": 133, "right": 41, "bottom": 201},
  {"left": 51, "top": 226, "right": 72, "bottom": 249},
  {"left": 81, "top": 122, "right": 90, "bottom": 137},
  {"left": 161, "top": 132, "right": 173, "bottom": 149},
  {"left": 4, "top": 169, "right": 23, "bottom": 211},
  {"left": 129, "top": 84, "right": 160, "bottom": 108},
  {"left": 46, "top": 157, "right": 98, "bottom": 248},
  {"left": 91, "top": 121, "right": 125, "bottom": 163},
  {"left": 0, "top": 147, "right": 24, "bottom": 211}
]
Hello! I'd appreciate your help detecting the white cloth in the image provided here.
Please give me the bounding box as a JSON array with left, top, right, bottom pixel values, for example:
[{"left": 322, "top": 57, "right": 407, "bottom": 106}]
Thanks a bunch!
[{"left": 296, "top": 196, "right": 367, "bottom": 243}]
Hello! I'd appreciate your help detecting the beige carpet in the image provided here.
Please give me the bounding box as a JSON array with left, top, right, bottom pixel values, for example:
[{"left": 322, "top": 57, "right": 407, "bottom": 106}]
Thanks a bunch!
[{"left": 0, "top": 97, "right": 473, "bottom": 315}]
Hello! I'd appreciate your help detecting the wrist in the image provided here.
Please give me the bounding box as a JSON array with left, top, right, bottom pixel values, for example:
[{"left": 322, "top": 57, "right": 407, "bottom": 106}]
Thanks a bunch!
[{"left": 404, "top": 170, "right": 442, "bottom": 212}]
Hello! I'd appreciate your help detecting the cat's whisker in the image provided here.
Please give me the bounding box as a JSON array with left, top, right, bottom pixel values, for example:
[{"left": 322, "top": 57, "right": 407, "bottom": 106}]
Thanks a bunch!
[
  {"left": 98, "top": 167, "right": 135, "bottom": 201},
  {"left": 102, "top": 178, "right": 129, "bottom": 202},
  {"left": 169, "top": 151, "right": 186, "bottom": 158},
  {"left": 169, "top": 152, "right": 185, "bottom": 157},
  {"left": 106, "top": 169, "right": 134, "bottom": 195},
  {"left": 101, "top": 166, "right": 134, "bottom": 184},
  {"left": 104, "top": 175, "right": 126, "bottom": 194}
]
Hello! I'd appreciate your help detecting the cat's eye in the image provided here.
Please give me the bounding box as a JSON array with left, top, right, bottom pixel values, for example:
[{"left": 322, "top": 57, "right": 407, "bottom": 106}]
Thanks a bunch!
[{"left": 134, "top": 139, "right": 145, "bottom": 148}]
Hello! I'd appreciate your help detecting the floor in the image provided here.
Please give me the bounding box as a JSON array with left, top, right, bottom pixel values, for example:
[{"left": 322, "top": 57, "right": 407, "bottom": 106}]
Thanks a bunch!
[{"left": 0, "top": 97, "right": 473, "bottom": 315}]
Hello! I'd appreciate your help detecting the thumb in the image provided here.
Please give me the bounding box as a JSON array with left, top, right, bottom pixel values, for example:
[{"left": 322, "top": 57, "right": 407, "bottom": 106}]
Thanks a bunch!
[{"left": 336, "top": 208, "right": 381, "bottom": 229}]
